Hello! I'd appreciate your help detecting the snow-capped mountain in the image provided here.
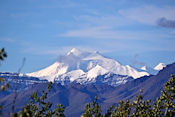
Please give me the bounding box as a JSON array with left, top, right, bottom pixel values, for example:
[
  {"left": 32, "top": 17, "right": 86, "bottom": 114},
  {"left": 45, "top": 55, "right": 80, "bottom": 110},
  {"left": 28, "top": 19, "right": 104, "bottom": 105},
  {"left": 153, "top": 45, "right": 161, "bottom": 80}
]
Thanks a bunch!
[
  {"left": 154, "top": 63, "right": 166, "bottom": 71},
  {"left": 140, "top": 66, "right": 158, "bottom": 75},
  {"left": 140, "top": 66, "right": 147, "bottom": 71},
  {"left": 139, "top": 63, "right": 166, "bottom": 75},
  {"left": 0, "top": 72, "right": 47, "bottom": 94},
  {"left": 26, "top": 48, "right": 149, "bottom": 85}
]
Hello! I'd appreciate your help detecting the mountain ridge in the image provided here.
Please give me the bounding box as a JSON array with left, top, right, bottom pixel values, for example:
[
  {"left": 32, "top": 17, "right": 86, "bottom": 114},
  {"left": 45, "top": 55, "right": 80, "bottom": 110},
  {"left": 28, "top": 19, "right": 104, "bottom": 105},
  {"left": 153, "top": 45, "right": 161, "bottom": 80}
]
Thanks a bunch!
[
  {"left": 154, "top": 62, "right": 166, "bottom": 70},
  {"left": 1, "top": 62, "right": 175, "bottom": 117},
  {"left": 26, "top": 48, "right": 149, "bottom": 85}
]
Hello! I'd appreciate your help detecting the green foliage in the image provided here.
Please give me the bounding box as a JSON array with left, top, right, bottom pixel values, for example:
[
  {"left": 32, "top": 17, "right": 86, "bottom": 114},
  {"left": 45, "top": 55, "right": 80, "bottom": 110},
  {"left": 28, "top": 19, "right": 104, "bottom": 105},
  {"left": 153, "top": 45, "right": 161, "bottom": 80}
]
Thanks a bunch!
[
  {"left": 55, "top": 104, "right": 65, "bottom": 117},
  {"left": 103, "top": 105, "right": 113, "bottom": 117},
  {"left": 81, "top": 96, "right": 101, "bottom": 117},
  {"left": 0, "top": 48, "right": 8, "bottom": 91},
  {"left": 131, "top": 93, "right": 152, "bottom": 117},
  {"left": 0, "top": 48, "right": 8, "bottom": 115},
  {"left": 0, "top": 48, "right": 7, "bottom": 61},
  {"left": 0, "top": 82, "right": 10, "bottom": 91},
  {"left": 17, "top": 82, "right": 65, "bottom": 117},
  {"left": 152, "top": 98, "right": 164, "bottom": 116},
  {"left": 155, "top": 74, "right": 175, "bottom": 116},
  {"left": 111, "top": 100, "right": 131, "bottom": 117}
]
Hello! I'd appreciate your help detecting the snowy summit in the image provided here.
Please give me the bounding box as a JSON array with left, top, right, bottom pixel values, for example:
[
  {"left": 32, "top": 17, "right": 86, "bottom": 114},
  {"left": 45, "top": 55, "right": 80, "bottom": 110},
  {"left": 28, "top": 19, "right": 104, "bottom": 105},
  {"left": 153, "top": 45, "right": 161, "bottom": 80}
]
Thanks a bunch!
[
  {"left": 67, "top": 48, "right": 82, "bottom": 56},
  {"left": 140, "top": 65, "right": 159, "bottom": 75},
  {"left": 26, "top": 48, "right": 149, "bottom": 85},
  {"left": 154, "top": 63, "right": 166, "bottom": 71},
  {"left": 141, "top": 66, "right": 147, "bottom": 71}
]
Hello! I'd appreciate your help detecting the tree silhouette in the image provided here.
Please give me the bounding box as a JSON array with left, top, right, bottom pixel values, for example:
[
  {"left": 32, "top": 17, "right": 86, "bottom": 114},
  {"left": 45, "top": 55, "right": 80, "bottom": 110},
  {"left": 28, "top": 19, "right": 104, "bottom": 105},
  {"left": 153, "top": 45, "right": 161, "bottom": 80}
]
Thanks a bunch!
[
  {"left": 81, "top": 96, "right": 101, "bottom": 117},
  {"left": 0, "top": 48, "right": 8, "bottom": 115}
]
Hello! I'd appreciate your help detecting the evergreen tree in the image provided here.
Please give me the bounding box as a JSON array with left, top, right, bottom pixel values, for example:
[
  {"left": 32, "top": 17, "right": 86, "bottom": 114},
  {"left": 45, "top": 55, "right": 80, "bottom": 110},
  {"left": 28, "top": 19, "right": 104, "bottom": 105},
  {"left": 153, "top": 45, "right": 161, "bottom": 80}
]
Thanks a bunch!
[
  {"left": 131, "top": 93, "right": 152, "bottom": 117},
  {"left": 0, "top": 48, "right": 7, "bottom": 61},
  {"left": 152, "top": 98, "right": 164, "bottom": 117},
  {"left": 81, "top": 96, "right": 101, "bottom": 117},
  {"left": 155, "top": 74, "right": 175, "bottom": 116},
  {"left": 55, "top": 104, "right": 65, "bottom": 117},
  {"left": 110, "top": 100, "right": 131, "bottom": 117},
  {"left": 103, "top": 105, "right": 113, "bottom": 117}
]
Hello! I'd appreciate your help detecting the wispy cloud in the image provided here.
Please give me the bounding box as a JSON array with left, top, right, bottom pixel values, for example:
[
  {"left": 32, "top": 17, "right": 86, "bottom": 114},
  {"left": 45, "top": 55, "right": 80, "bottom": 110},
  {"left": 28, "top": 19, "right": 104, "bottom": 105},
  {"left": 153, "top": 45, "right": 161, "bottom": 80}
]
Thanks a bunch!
[
  {"left": 118, "top": 5, "right": 175, "bottom": 26},
  {"left": 59, "top": 26, "right": 174, "bottom": 40},
  {"left": 73, "top": 14, "right": 132, "bottom": 27},
  {"left": 38, "top": 0, "right": 86, "bottom": 9},
  {"left": 0, "top": 38, "right": 15, "bottom": 43},
  {"left": 58, "top": 6, "right": 175, "bottom": 40},
  {"left": 131, "top": 54, "right": 145, "bottom": 67},
  {"left": 20, "top": 41, "right": 111, "bottom": 56},
  {"left": 60, "top": 26, "right": 118, "bottom": 39},
  {"left": 21, "top": 45, "right": 68, "bottom": 56},
  {"left": 58, "top": 13, "right": 131, "bottom": 39}
]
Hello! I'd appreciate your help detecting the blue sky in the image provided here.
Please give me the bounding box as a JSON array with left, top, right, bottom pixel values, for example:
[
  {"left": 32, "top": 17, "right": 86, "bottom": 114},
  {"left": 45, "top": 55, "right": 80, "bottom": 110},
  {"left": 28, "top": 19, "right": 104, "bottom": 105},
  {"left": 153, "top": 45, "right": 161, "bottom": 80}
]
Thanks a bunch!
[{"left": 0, "top": 0, "right": 175, "bottom": 73}]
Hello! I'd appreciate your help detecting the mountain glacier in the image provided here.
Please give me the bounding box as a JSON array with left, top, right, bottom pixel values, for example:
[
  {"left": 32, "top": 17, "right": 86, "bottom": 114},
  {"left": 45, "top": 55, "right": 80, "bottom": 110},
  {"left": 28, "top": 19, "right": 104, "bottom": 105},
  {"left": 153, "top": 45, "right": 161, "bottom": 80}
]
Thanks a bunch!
[{"left": 26, "top": 48, "right": 149, "bottom": 85}]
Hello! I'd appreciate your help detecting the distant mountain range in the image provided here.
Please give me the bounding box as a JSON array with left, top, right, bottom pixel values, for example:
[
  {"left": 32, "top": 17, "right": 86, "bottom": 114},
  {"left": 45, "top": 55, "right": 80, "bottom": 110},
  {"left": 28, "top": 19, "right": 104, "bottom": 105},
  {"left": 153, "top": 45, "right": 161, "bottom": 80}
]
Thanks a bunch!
[
  {"left": 0, "top": 48, "right": 166, "bottom": 88},
  {"left": 0, "top": 48, "right": 171, "bottom": 116},
  {"left": 0, "top": 61, "right": 174, "bottom": 117},
  {"left": 0, "top": 72, "right": 47, "bottom": 99},
  {"left": 139, "top": 62, "right": 166, "bottom": 75},
  {"left": 26, "top": 48, "right": 151, "bottom": 85}
]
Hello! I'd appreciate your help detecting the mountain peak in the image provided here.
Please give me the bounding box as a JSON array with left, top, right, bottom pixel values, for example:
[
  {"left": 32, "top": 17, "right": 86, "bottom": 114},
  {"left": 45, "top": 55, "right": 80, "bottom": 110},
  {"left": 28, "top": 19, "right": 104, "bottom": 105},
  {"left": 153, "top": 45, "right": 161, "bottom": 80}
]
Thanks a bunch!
[
  {"left": 67, "top": 48, "right": 82, "bottom": 56},
  {"left": 27, "top": 48, "right": 149, "bottom": 82},
  {"left": 154, "top": 63, "right": 166, "bottom": 70},
  {"left": 141, "top": 66, "right": 147, "bottom": 71}
]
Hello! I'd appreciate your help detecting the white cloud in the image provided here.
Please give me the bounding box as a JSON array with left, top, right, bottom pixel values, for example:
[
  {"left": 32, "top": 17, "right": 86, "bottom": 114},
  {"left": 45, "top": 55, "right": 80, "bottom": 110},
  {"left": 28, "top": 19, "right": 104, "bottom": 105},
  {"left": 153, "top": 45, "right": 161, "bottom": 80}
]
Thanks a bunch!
[
  {"left": 73, "top": 14, "right": 131, "bottom": 27},
  {"left": 118, "top": 5, "right": 175, "bottom": 25},
  {"left": 60, "top": 26, "right": 118, "bottom": 39},
  {"left": 21, "top": 44, "right": 111, "bottom": 56},
  {"left": 22, "top": 46, "right": 67, "bottom": 56},
  {"left": 57, "top": 6, "right": 175, "bottom": 40},
  {"left": 59, "top": 26, "right": 174, "bottom": 40},
  {"left": 0, "top": 38, "right": 15, "bottom": 43},
  {"left": 38, "top": 0, "right": 86, "bottom": 9}
]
